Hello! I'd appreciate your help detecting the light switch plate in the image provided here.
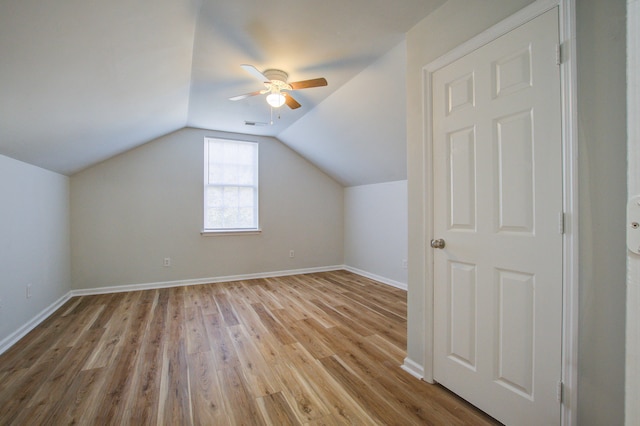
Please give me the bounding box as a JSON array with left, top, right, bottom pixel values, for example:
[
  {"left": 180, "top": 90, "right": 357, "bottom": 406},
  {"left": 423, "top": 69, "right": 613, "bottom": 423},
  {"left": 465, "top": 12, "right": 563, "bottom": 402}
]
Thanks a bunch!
[{"left": 628, "top": 196, "right": 640, "bottom": 255}]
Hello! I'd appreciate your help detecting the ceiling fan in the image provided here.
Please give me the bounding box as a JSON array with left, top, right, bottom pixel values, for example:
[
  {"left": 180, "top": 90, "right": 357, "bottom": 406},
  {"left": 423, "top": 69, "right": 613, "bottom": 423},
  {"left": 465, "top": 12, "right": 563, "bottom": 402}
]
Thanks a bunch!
[{"left": 229, "top": 64, "right": 328, "bottom": 110}]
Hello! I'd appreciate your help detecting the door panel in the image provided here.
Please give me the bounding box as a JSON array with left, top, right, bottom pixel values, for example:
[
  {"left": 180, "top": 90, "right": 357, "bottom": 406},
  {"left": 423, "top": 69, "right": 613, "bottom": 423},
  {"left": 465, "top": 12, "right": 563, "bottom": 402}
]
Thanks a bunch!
[
  {"left": 495, "top": 110, "right": 534, "bottom": 233},
  {"left": 495, "top": 268, "right": 534, "bottom": 397},
  {"left": 448, "top": 127, "right": 476, "bottom": 230},
  {"left": 448, "top": 261, "right": 477, "bottom": 369},
  {"left": 432, "top": 8, "right": 562, "bottom": 426}
]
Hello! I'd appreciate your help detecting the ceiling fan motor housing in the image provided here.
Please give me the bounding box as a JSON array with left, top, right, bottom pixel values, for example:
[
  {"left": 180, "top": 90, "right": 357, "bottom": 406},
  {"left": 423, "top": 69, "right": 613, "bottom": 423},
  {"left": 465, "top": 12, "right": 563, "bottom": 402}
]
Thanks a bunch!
[
  {"left": 263, "top": 69, "right": 292, "bottom": 91},
  {"left": 263, "top": 69, "right": 288, "bottom": 83}
]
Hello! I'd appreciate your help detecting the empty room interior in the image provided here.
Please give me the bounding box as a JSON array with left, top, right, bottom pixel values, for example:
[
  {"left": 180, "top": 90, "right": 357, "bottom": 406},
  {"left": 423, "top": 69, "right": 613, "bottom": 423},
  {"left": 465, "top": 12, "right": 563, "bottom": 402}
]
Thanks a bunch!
[{"left": 0, "top": 0, "right": 635, "bottom": 425}]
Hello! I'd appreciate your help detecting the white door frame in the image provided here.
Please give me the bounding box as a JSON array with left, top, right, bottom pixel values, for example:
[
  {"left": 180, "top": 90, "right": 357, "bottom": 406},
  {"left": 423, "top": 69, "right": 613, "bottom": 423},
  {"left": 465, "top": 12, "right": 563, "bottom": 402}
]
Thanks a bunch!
[
  {"left": 626, "top": 1, "right": 639, "bottom": 424},
  {"left": 420, "top": 0, "right": 578, "bottom": 424}
]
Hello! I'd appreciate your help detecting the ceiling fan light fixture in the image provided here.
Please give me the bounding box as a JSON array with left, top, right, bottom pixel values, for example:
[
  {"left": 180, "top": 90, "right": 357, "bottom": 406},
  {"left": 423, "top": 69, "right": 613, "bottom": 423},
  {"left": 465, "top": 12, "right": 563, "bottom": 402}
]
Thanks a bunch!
[{"left": 266, "top": 92, "right": 286, "bottom": 108}]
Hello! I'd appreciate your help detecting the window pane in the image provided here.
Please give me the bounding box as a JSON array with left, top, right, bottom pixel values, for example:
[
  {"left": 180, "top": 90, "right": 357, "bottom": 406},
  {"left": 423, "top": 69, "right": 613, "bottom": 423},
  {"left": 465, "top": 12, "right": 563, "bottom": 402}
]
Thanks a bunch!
[
  {"left": 204, "top": 138, "right": 258, "bottom": 230},
  {"left": 205, "top": 187, "right": 223, "bottom": 208}
]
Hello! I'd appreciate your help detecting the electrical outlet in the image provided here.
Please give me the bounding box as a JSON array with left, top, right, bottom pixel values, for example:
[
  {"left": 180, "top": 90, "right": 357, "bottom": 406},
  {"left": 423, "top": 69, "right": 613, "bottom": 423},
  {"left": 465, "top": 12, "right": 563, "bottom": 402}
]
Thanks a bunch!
[
  {"left": 289, "top": 250, "right": 295, "bottom": 258},
  {"left": 163, "top": 257, "right": 171, "bottom": 267},
  {"left": 27, "top": 284, "right": 32, "bottom": 299},
  {"left": 402, "top": 259, "right": 408, "bottom": 269}
]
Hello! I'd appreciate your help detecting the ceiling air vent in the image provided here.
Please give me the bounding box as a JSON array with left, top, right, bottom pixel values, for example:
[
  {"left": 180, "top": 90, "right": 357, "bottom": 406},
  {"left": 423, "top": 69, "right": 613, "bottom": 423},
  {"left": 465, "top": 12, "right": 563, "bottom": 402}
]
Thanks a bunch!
[{"left": 244, "top": 121, "right": 268, "bottom": 126}]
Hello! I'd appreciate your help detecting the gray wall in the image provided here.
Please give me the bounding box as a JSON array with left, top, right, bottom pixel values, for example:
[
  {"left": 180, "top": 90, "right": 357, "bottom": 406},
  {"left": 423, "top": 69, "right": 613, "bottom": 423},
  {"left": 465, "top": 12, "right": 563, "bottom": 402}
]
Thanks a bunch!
[
  {"left": 0, "top": 154, "right": 71, "bottom": 345},
  {"left": 344, "top": 180, "right": 408, "bottom": 287},
  {"left": 406, "top": 0, "right": 627, "bottom": 424},
  {"left": 70, "top": 127, "right": 344, "bottom": 290},
  {"left": 576, "top": 0, "right": 627, "bottom": 424}
]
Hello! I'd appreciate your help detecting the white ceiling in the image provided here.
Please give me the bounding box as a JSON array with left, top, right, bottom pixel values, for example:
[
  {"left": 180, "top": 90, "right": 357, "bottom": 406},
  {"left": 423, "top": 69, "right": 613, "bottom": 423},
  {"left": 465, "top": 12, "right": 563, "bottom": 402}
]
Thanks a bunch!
[{"left": 0, "top": 0, "right": 444, "bottom": 184}]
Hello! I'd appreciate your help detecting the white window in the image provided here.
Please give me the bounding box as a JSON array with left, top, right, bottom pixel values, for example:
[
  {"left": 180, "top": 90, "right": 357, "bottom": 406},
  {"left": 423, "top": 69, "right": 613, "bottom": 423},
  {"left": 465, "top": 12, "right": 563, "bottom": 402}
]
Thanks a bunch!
[{"left": 203, "top": 137, "right": 259, "bottom": 233}]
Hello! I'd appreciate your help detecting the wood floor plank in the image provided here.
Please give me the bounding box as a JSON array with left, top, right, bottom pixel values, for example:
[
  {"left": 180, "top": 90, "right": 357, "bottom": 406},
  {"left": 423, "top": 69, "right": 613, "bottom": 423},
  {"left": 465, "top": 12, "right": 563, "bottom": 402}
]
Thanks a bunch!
[
  {"left": 251, "top": 302, "right": 297, "bottom": 345},
  {"left": 272, "top": 308, "right": 335, "bottom": 359},
  {"left": 288, "top": 275, "right": 351, "bottom": 307},
  {"left": 126, "top": 289, "right": 166, "bottom": 425},
  {"left": 90, "top": 292, "right": 125, "bottom": 330},
  {"left": 261, "top": 278, "right": 311, "bottom": 322},
  {"left": 193, "top": 284, "right": 221, "bottom": 316},
  {"left": 185, "top": 306, "right": 212, "bottom": 355},
  {"left": 93, "top": 297, "right": 154, "bottom": 424},
  {"left": 83, "top": 290, "right": 143, "bottom": 370},
  {"left": 157, "top": 288, "right": 192, "bottom": 426},
  {"left": 340, "top": 289, "right": 407, "bottom": 322},
  {"left": 214, "top": 291, "right": 240, "bottom": 326},
  {"left": 268, "top": 276, "right": 340, "bottom": 328},
  {"left": 218, "top": 366, "right": 266, "bottom": 426},
  {"left": 304, "top": 414, "right": 351, "bottom": 426},
  {"left": 227, "top": 323, "right": 281, "bottom": 397},
  {"left": 235, "top": 280, "right": 266, "bottom": 305},
  {"left": 0, "top": 313, "right": 75, "bottom": 375},
  {"left": 26, "top": 327, "right": 105, "bottom": 409},
  {"left": 0, "top": 270, "right": 499, "bottom": 426},
  {"left": 310, "top": 298, "right": 374, "bottom": 337},
  {"left": 310, "top": 322, "right": 385, "bottom": 382},
  {"left": 250, "top": 279, "right": 286, "bottom": 311},
  {"left": 319, "top": 354, "right": 413, "bottom": 425},
  {"left": 187, "top": 351, "right": 228, "bottom": 425},
  {"left": 333, "top": 302, "right": 407, "bottom": 347},
  {"left": 373, "top": 361, "right": 471, "bottom": 426},
  {"left": 10, "top": 394, "right": 52, "bottom": 425},
  {"left": 281, "top": 343, "right": 379, "bottom": 425},
  {"left": 0, "top": 345, "right": 71, "bottom": 424},
  {"left": 56, "top": 304, "right": 105, "bottom": 348},
  {"left": 365, "top": 332, "right": 407, "bottom": 365},
  {"left": 256, "top": 391, "right": 300, "bottom": 426},
  {"left": 56, "top": 296, "right": 83, "bottom": 318},
  {"left": 230, "top": 297, "right": 283, "bottom": 367},
  {"left": 202, "top": 311, "right": 241, "bottom": 370},
  {"left": 46, "top": 367, "right": 110, "bottom": 425},
  {"left": 270, "top": 361, "right": 331, "bottom": 422}
]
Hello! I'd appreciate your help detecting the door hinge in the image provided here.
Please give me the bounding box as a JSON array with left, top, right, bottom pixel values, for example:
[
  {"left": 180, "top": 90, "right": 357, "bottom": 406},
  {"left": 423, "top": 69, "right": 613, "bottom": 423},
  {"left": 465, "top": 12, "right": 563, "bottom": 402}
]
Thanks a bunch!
[
  {"left": 556, "top": 43, "right": 565, "bottom": 65},
  {"left": 556, "top": 42, "right": 569, "bottom": 65},
  {"left": 558, "top": 212, "right": 565, "bottom": 234},
  {"left": 557, "top": 380, "right": 564, "bottom": 403}
]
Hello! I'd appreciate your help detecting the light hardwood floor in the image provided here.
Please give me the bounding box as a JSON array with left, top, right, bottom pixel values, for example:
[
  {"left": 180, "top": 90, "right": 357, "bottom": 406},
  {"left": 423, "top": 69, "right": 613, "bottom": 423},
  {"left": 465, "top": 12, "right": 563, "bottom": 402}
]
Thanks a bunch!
[{"left": 0, "top": 270, "right": 499, "bottom": 425}]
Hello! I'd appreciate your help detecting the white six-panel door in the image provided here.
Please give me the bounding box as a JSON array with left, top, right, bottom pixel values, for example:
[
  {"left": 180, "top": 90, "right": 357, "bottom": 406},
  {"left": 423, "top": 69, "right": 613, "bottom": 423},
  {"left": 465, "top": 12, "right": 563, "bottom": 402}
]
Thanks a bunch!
[{"left": 432, "top": 8, "right": 563, "bottom": 425}]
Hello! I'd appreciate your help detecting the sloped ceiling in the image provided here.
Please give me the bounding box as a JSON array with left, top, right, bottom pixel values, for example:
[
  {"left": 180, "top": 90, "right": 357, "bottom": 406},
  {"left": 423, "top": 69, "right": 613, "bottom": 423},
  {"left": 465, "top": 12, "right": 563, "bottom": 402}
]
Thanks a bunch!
[
  {"left": 279, "top": 42, "right": 407, "bottom": 187},
  {"left": 0, "top": 0, "right": 444, "bottom": 183}
]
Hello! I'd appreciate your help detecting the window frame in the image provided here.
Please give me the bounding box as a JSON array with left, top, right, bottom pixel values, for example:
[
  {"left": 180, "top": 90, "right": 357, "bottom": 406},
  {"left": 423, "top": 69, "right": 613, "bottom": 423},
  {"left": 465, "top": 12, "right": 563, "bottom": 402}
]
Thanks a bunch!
[{"left": 201, "top": 137, "right": 260, "bottom": 236}]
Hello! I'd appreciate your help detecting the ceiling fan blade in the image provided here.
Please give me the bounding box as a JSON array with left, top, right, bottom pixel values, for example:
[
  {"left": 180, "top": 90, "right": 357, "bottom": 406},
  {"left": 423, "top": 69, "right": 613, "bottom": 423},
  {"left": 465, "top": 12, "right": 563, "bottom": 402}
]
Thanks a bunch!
[
  {"left": 289, "top": 78, "right": 328, "bottom": 90},
  {"left": 240, "top": 64, "right": 269, "bottom": 82},
  {"left": 285, "top": 94, "right": 301, "bottom": 109},
  {"left": 229, "top": 90, "right": 263, "bottom": 101}
]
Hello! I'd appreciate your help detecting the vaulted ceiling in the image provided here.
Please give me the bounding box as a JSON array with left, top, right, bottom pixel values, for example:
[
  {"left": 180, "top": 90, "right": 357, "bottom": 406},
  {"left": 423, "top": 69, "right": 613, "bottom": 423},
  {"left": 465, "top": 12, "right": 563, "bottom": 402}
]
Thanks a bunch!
[{"left": 0, "top": 0, "right": 444, "bottom": 185}]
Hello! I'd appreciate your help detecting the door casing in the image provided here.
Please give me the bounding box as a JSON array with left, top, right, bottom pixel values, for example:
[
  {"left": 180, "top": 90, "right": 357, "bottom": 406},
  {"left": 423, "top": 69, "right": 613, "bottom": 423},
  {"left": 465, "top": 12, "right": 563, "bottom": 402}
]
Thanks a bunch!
[{"left": 418, "top": 0, "right": 579, "bottom": 424}]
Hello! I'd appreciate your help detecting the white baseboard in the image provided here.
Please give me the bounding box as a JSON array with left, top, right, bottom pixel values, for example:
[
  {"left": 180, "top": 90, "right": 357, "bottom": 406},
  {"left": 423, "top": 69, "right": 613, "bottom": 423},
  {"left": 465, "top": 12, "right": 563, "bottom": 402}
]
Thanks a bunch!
[
  {"left": 0, "top": 292, "right": 72, "bottom": 356},
  {"left": 70, "top": 265, "right": 346, "bottom": 297},
  {"left": 344, "top": 266, "right": 408, "bottom": 291},
  {"left": 401, "top": 357, "right": 425, "bottom": 380}
]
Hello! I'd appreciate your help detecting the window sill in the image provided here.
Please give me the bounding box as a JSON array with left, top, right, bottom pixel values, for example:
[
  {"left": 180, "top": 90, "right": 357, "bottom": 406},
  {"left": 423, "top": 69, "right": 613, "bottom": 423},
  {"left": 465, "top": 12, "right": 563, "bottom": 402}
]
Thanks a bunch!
[{"left": 201, "top": 229, "right": 262, "bottom": 237}]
